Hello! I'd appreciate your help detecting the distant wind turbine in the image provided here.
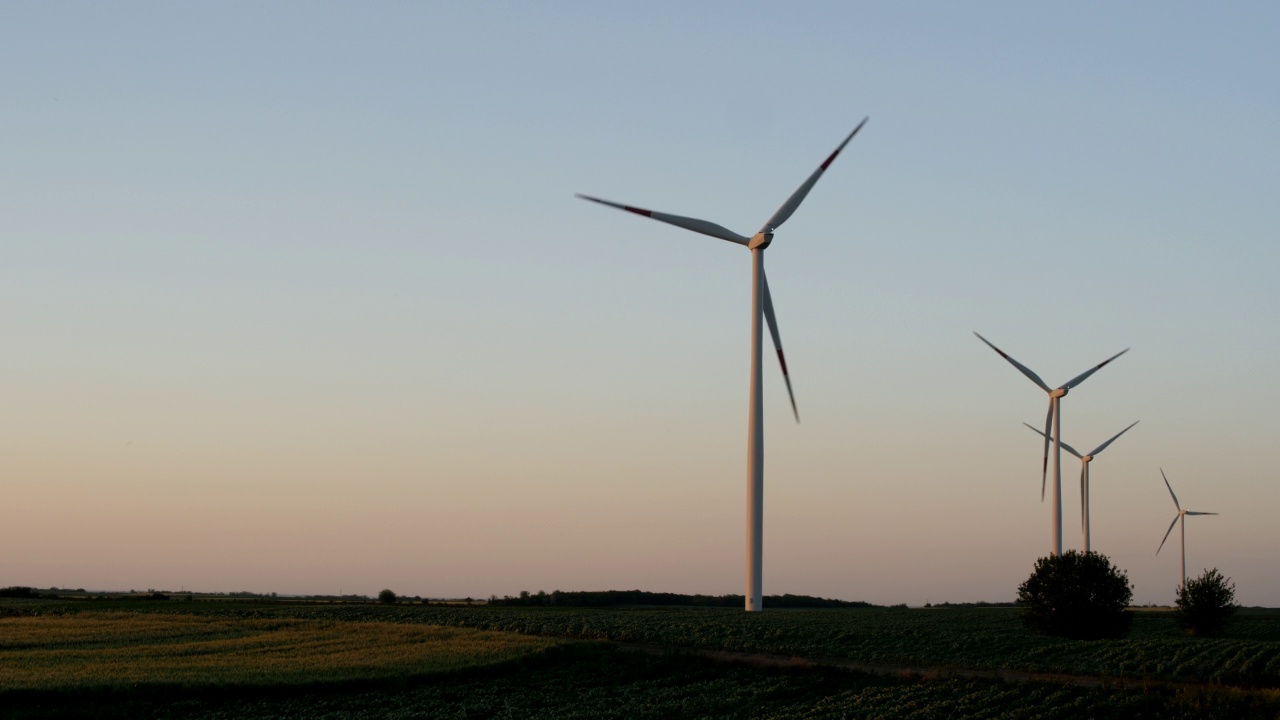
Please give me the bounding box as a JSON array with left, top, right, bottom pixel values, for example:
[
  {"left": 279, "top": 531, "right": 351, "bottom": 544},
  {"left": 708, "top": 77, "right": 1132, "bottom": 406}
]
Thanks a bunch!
[
  {"left": 1157, "top": 469, "right": 1218, "bottom": 591},
  {"left": 975, "top": 333, "right": 1128, "bottom": 555},
  {"left": 578, "top": 118, "right": 868, "bottom": 611},
  {"left": 1024, "top": 420, "right": 1138, "bottom": 552}
]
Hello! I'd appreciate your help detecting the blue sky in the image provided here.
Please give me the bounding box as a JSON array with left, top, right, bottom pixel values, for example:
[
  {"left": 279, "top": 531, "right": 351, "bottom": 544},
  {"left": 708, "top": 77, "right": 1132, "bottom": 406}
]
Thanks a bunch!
[{"left": 2, "top": 2, "right": 1278, "bottom": 605}]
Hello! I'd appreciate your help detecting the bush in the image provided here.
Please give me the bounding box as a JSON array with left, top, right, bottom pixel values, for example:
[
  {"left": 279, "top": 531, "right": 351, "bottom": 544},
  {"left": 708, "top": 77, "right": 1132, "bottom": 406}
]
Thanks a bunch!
[
  {"left": 1017, "top": 551, "right": 1133, "bottom": 640},
  {"left": 1175, "top": 568, "right": 1237, "bottom": 636},
  {"left": 378, "top": 588, "right": 397, "bottom": 604}
]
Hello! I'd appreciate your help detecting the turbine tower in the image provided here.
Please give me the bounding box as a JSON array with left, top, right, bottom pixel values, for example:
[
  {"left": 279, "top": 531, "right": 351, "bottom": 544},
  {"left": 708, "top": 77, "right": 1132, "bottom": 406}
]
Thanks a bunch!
[
  {"left": 1024, "top": 420, "right": 1138, "bottom": 552},
  {"left": 1157, "top": 469, "right": 1218, "bottom": 591},
  {"left": 578, "top": 118, "right": 867, "bottom": 611},
  {"left": 974, "top": 333, "right": 1127, "bottom": 555}
]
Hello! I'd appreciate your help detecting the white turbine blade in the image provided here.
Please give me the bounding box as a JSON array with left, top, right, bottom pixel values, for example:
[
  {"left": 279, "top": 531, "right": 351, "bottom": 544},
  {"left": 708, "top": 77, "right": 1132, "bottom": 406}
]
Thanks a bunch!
[
  {"left": 1022, "top": 421, "right": 1083, "bottom": 459},
  {"left": 1160, "top": 468, "right": 1182, "bottom": 511},
  {"left": 1060, "top": 348, "right": 1130, "bottom": 390},
  {"left": 576, "top": 194, "right": 750, "bottom": 246},
  {"left": 761, "top": 269, "right": 798, "bottom": 423},
  {"left": 1156, "top": 515, "right": 1179, "bottom": 555},
  {"left": 1088, "top": 420, "right": 1139, "bottom": 457},
  {"left": 1040, "top": 402, "right": 1053, "bottom": 500},
  {"left": 759, "top": 117, "right": 868, "bottom": 234},
  {"left": 973, "top": 332, "right": 1052, "bottom": 392},
  {"left": 1186, "top": 511, "right": 1218, "bottom": 516}
]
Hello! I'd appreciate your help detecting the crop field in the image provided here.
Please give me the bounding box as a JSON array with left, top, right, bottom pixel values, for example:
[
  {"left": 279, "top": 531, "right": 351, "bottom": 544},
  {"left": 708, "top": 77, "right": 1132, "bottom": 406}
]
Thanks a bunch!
[
  {"left": 17, "top": 599, "right": 1277, "bottom": 687},
  {"left": 0, "top": 611, "right": 562, "bottom": 693},
  {"left": 4, "top": 599, "right": 1280, "bottom": 718},
  {"left": 3, "top": 635, "right": 1278, "bottom": 719}
]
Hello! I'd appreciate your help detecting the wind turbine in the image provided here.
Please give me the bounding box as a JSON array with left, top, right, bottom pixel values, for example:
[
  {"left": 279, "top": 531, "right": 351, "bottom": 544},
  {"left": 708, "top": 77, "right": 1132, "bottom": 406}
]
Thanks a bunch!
[
  {"left": 974, "top": 333, "right": 1128, "bottom": 555},
  {"left": 578, "top": 118, "right": 868, "bottom": 612},
  {"left": 1024, "top": 420, "right": 1138, "bottom": 552},
  {"left": 1157, "top": 469, "right": 1218, "bottom": 591}
]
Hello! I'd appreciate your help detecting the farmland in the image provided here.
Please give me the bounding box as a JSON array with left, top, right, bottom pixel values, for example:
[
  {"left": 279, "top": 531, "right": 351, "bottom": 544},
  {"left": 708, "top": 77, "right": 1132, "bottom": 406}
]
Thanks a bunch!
[
  {"left": 14, "top": 599, "right": 1279, "bottom": 687},
  {"left": 3, "top": 598, "right": 1280, "bottom": 718},
  {"left": 0, "top": 611, "right": 562, "bottom": 693}
]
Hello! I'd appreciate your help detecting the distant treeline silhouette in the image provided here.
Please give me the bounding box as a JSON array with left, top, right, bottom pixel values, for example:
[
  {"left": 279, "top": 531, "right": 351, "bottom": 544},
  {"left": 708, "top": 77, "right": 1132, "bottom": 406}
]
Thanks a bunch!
[
  {"left": 922, "top": 600, "right": 1019, "bottom": 608},
  {"left": 487, "top": 589, "right": 875, "bottom": 608}
]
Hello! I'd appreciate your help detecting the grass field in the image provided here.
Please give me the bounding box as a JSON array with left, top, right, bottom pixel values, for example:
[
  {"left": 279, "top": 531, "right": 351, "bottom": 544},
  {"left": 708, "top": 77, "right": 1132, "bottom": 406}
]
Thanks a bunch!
[{"left": 4, "top": 599, "right": 1280, "bottom": 718}]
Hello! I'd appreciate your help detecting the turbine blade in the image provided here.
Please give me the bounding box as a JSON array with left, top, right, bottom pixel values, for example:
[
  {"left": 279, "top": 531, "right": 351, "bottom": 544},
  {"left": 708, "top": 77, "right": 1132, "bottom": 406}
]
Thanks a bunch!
[
  {"left": 1061, "top": 348, "right": 1130, "bottom": 390},
  {"left": 1089, "top": 420, "right": 1139, "bottom": 457},
  {"left": 1156, "top": 515, "right": 1179, "bottom": 555},
  {"left": 1041, "top": 402, "right": 1053, "bottom": 501},
  {"left": 761, "top": 269, "right": 798, "bottom": 423},
  {"left": 973, "top": 332, "right": 1052, "bottom": 392},
  {"left": 1186, "top": 511, "right": 1218, "bottom": 516},
  {"left": 576, "top": 194, "right": 750, "bottom": 246},
  {"left": 1022, "top": 421, "right": 1082, "bottom": 459},
  {"left": 1161, "top": 468, "right": 1182, "bottom": 511},
  {"left": 759, "top": 117, "right": 867, "bottom": 234}
]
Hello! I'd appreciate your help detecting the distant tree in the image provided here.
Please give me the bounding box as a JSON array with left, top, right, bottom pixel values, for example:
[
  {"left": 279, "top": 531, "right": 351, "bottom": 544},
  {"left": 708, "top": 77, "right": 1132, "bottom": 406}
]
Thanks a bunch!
[
  {"left": 378, "top": 588, "right": 397, "bottom": 604},
  {"left": 1018, "top": 551, "right": 1133, "bottom": 640},
  {"left": 1175, "top": 568, "right": 1237, "bottom": 637}
]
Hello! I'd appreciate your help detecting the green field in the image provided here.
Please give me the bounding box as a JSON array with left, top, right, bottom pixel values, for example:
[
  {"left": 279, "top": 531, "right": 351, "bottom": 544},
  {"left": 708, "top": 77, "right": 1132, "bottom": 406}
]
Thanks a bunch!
[{"left": 4, "top": 599, "right": 1280, "bottom": 718}]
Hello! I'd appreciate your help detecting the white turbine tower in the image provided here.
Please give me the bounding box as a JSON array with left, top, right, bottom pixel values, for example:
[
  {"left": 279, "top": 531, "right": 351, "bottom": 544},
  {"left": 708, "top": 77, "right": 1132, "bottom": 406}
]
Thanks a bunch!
[
  {"left": 1024, "top": 420, "right": 1138, "bottom": 552},
  {"left": 578, "top": 118, "right": 868, "bottom": 612},
  {"left": 974, "top": 333, "right": 1128, "bottom": 555},
  {"left": 1157, "top": 469, "right": 1218, "bottom": 591}
]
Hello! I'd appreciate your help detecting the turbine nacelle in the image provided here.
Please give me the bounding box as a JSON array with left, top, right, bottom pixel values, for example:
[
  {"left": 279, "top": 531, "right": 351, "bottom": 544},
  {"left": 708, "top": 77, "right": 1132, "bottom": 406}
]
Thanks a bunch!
[
  {"left": 748, "top": 232, "right": 773, "bottom": 250},
  {"left": 1049, "top": 387, "right": 1068, "bottom": 399}
]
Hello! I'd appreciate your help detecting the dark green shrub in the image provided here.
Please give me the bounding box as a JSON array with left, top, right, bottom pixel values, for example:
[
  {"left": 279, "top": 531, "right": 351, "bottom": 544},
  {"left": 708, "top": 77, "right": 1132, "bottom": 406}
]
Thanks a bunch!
[
  {"left": 378, "top": 588, "right": 397, "bottom": 604},
  {"left": 1017, "top": 551, "right": 1133, "bottom": 639},
  {"left": 1175, "top": 568, "right": 1237, "bottom": 636}
]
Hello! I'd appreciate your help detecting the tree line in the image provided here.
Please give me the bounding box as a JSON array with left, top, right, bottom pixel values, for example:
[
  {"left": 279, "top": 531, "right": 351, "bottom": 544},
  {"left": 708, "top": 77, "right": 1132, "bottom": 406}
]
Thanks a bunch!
[{"left": 486, "top": 589, "right": 876, "bottom": 608}]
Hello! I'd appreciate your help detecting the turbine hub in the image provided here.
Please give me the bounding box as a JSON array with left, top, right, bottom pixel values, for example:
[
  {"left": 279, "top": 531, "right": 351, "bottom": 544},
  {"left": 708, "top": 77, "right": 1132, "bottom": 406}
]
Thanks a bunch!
[
  {"left": 1050, "top": 387, "right": 1068, "bottom": 399},
  {"left": 1083, "top": 455, "right": 1093, "bottom": 463},
  {"left": 748, "top": 232, "right": 773, "bottom": 250}
]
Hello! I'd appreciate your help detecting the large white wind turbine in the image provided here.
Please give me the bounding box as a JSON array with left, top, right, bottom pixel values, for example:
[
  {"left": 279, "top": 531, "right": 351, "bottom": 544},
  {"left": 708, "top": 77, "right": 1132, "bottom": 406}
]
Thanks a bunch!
[
  {"left": 1024, "top": 420, "right": 1138, "bottom": 552},
  {"left": 974, "top": 333, "right": 1128, "bottom": 555},
  {"left": 1157, "top": 469, "right": 1218, "bottom": 591},
  {"left": 578, "top": 118, "right": 868, "bottom": 612}
]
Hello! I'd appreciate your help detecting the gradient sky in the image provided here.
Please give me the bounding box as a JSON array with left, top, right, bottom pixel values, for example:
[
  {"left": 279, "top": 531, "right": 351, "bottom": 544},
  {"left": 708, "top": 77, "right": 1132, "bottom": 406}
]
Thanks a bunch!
[{"left": 3, "top": 2, "right": 1278, "bottom": 606}]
